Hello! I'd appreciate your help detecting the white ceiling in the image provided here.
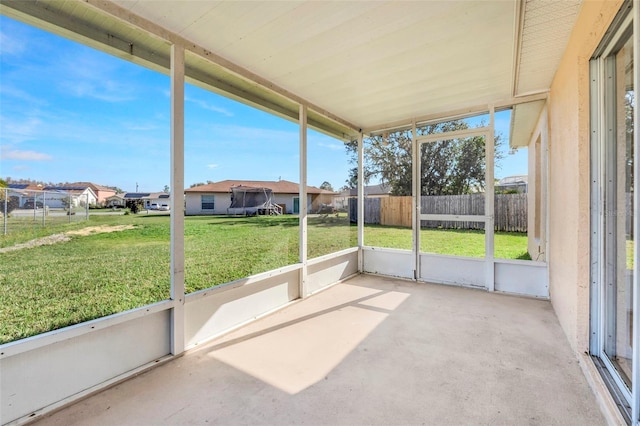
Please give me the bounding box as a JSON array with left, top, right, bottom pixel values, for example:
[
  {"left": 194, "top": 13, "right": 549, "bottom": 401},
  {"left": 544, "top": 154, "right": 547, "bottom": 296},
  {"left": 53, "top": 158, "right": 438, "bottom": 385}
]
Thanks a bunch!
[
  {"left": 516, "top": 0, "right": 582, "bottom": 95},
  {"left": 114, "top": 0, "right": 517, "bottom": 130},
  {"left": 2, "top": 0, "right": 583, "bottom": 141}
]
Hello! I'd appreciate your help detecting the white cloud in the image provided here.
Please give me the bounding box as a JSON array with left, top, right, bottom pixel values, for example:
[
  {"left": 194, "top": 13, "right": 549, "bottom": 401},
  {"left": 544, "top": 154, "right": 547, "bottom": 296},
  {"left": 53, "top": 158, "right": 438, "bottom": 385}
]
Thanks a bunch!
[
  {"left": 0, "top": 29, "right": 26, "bottom": 56},
  {"left": 1, "top": 148, "right": 52, "bottom": 161},
  {"left": 61, "top": 79, "right": 136, "bottom": 103},
  {"left": 12, "top": 165, "right": 30, "bottom": 171},
  {"left": 186, "top": 96, "right": 233, "bottom": 116},
  {"left": 0, "top": 115, "right": 43, "bottom": 144},
  {"left": 206, "top": 164, "right": 219, "bottom": 169},
  {"left": 51, "top": 51, "right": 141, "bottom": 103},
  {"left": 318, "top": 141, "right": 344, "bottom": 151},
  {"left": 0, "top": 85, "right": 46, "bottom": 106}
]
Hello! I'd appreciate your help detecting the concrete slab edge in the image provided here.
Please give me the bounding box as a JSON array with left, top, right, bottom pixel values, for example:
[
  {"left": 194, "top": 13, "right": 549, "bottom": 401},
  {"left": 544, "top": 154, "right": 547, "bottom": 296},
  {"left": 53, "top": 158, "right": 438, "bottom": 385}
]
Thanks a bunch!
[{"left": 578, "top": 352, "right": 627, "bottom": 425}]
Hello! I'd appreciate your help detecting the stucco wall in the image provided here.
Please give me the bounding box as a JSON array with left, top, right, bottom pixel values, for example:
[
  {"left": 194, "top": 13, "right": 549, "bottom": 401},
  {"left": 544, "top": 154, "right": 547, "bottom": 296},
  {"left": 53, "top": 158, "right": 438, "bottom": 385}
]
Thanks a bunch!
[
  {"left": 547, "top": 0, "right": 623, "bottom": 353},
  {"left": 185, "top": 193, "right": 232, "bottom": 215},
  {"left": 185, "top": 193, "right": 311, "bottom": 215},
  {"left": 526, "top": 107, "right": 547, "bottom": 262}
]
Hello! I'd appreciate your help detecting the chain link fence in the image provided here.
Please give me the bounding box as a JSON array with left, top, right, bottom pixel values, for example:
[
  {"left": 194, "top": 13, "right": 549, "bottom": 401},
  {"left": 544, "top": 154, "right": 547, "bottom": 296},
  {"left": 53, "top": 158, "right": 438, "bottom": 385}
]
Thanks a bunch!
[{"left": 1, "top": 188, "right": 90, "bottom": 235}]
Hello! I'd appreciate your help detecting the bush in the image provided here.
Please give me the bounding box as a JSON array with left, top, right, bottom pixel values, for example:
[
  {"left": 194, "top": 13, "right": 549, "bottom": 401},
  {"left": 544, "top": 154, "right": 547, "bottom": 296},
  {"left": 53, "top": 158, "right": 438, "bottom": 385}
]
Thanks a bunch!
[{"left": 1, "top": 196, "right": 20, "bottom": 216}]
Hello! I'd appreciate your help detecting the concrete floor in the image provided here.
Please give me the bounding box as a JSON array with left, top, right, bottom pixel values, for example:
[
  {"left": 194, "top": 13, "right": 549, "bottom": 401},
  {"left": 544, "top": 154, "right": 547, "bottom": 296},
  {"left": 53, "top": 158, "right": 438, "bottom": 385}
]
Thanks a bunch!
[{"left": 35, "top": 275, "right": 605, "bottom": 425}]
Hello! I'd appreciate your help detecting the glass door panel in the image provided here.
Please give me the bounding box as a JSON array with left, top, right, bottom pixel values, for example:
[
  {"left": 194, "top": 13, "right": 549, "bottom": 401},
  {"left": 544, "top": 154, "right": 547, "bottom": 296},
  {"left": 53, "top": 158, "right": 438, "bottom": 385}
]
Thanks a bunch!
[
  {"left": 418, "top": 133, "right": 488, "bottom": 258},
  {"left": 602, "top": 31, "right": 634, "bottom": 389}
]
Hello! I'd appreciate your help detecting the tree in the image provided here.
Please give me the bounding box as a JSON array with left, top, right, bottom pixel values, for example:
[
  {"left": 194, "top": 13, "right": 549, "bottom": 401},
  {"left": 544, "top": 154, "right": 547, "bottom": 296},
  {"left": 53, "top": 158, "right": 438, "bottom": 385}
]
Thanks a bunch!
[
  {"left": 163, "top": 185, "right": 170, "bottom": 193},
  {"left": 190, "top": 181, "right": 214, "bottom": 188},
  {"left": 345, "top": 120, "right": 502, "bottom": 195},
  {"left": 0, "top": 179, "right": 19, "bottom": 216},
  {"left": 319, "top": 181, "right": 334, "bottom": 191},
  {"left": 126, "top": 199, "right": 143, "bottom": 214},
  {"left": 61, "top": 195, "right": 74, "bottom": 210},
  {"left": 625, "top": 91, "right": 634, "bottom": 192}
]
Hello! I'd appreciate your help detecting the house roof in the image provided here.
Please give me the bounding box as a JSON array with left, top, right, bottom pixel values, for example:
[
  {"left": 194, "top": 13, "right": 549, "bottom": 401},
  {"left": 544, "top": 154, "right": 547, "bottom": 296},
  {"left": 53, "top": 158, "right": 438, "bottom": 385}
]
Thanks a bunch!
[
  {"left": 497, "top": 175, "right": 528, "bottom": 185},
  {"left": 8, "top": 183, "right": 42, "bottom": 191},
  {"left": 344, "top": 184, "right": 392, "bottom": 197},
  {"left": 147, "top": 192, "right": 170, "bottom": 199},
  {"left": 41, "top": 186, "right": 98, "bottom": 197},
  {"left": 122, "top": 192, "right": 170, "bottom": 200},
  {"left": 8, "top": 184, "right": 29, "bottom": 190},
  {"left": 1, "top": 1, "right": 582, "bottom": 146},
  {"left": 67, "top": 182, "right": 116, "bottom": 193},
  {"left": 123, "top": 193, "right": 151, "bottom": 199},
  {"left": 186, "top": 180, "right": 333, "bottom": 195}
]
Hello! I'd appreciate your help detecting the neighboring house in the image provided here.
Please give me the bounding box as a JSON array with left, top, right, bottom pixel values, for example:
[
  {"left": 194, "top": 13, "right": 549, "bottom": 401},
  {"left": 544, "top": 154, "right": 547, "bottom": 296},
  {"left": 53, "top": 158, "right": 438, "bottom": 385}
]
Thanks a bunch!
[
  {"left": 8, "top": 183, "right": 112, "bottom": 207},
  {"left": 6, "top": 184, "right": 43, "bottom": 207},
  {"left": 67, "top": 182, "right": 117, "bottom": 206},
  {"left": 105, "top": 193, "right": 127, "bottom": 208},
  {"left": 333, "top": 183, "right": 392, "bottom": 210},
  {"left": 122, "top": 192, "right": 170, "bottom": 209},
  {"left": 184, "top": 180, "right": 335, "bottom": 216},
  {"left": 144, "top": 192, "right": 171, "bottom": 209},
  {"left": 495, "top": 175, "right": 528, "bottom": 193},
  {"left": 42, "top": 185, "right": 98, "bottom": 208}
]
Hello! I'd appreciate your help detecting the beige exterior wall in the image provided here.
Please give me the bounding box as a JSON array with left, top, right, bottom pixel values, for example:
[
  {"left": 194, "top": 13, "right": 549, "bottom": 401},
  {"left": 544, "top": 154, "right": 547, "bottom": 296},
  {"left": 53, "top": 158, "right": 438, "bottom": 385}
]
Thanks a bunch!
[
  {"left": 546, "top": 0, "right": 623, "bottom": 353},
  {"left": 185, "top": 193, "right": 312, "bottom": 215},
  {"left": 95, "top": 189, "right": 116, "bottom": 205},
  {"left": 527, "top": 106, "right": 548, "bottom": 262},
  {"left": 185, "top": 192, "right": 232, "bottom": 215}
]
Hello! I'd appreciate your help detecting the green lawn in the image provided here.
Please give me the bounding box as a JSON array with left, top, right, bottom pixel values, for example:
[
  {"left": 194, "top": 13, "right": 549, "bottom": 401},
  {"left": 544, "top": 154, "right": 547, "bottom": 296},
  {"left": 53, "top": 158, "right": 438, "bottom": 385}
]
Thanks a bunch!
[
  {"left": 0, "top": 214, "right": 528, "bottom": 344},
  {"left": 365, "top": 225, "right": 531, "bottom": 259}
]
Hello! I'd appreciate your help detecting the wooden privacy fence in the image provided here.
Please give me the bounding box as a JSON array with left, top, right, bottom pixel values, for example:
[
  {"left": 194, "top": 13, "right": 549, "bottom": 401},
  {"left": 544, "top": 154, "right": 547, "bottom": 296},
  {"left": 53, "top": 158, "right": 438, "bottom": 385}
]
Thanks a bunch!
[{"left": 349, "top": 193, "right": 528, "bottom": 232}]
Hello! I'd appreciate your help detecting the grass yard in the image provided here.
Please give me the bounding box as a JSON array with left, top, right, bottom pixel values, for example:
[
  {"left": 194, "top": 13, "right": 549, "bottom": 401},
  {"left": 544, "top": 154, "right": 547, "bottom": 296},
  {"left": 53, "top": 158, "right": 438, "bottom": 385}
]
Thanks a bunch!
[
  {"left": 365, "top": 225, "right": 532, "bottom": 260},
  {"left": 0, "top": 214, "right": 528, "bottom": 344}
]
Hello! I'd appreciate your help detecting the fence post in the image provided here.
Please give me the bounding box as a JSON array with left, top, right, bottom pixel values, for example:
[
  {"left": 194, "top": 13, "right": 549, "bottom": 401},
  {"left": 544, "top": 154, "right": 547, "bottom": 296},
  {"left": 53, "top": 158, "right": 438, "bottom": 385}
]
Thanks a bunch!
[
  {"left": 42, "top": 191, "right": 46, "bottom": 227},
  {"left": 3, "top": 188, "right": 7, "bottom": 235}
]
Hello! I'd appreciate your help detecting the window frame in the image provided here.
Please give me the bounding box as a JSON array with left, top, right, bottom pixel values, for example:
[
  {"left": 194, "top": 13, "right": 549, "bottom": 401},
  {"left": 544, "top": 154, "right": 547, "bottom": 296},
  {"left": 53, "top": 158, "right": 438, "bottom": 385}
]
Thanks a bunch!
[{"left": 201, "top": 194, "right": 215, "bottom": 211}]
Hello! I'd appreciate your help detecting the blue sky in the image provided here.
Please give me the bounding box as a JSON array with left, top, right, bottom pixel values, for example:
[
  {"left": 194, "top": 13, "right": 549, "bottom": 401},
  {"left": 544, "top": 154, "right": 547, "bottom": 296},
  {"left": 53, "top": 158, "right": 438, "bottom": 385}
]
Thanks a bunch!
[{"left": 0, "top": 16, "right": 526, "bottom": 193}]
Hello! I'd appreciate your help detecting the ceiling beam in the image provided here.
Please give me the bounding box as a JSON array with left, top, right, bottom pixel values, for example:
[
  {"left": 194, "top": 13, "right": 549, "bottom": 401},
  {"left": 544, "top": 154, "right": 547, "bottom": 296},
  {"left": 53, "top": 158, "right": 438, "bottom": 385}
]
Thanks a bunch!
[
  {"left": 511, "top": 0, "right": 526, "bottom": 97},
  {"left": 363, "top": 92, "right": 548, "bottom": 135},
  {"left": 85, "top": 0, "right": 361, "bottom": 135}
]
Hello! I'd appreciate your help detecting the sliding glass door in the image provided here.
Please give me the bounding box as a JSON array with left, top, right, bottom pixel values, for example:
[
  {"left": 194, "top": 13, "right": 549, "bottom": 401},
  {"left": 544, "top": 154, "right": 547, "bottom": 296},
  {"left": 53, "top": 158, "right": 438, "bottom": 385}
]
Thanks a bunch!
[{"left": 590, "top": 5, "right": 635, "bottom": 421}]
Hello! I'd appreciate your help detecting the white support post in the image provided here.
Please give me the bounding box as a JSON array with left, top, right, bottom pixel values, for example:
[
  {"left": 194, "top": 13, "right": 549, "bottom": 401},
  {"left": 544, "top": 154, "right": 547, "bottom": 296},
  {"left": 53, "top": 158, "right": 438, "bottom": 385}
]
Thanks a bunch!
[
  {"left": 412, "top": 121, "right": 420, "bottom": 280},
  {"left": 631, "top": 5, "right": 639, "bottom": 424},
  {"left": 485, "top": 106, "right": 496, "bottom": 291},
  {"left": 42, "top": 191, "right": 46, "bottom": 227},
  {"left": 541, "top": 106, "right": 549, "bottom": 263},
  {"left": 170, "top": 43, "right": 185, "bottom": 356},
  {"left": 299, "top": 104, "right": 308, "bottom": 298},
  {"left": 357, "top": 132, "right": 364, "bottom": 272},
  {"left": 3, "top": 189, "right": 7, "bottom": 235}
]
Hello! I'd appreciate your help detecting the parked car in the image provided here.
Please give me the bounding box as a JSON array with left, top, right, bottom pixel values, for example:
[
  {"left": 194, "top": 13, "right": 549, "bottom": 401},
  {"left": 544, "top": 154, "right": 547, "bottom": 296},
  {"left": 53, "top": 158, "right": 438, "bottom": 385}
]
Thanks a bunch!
[
  {"left": 23, "top": 200, "right": 43, "bottom": 209},
  {"left": 158, "top": 204, "right": 170, "bottom": 211},
  {"left": 149, "top": 203, "right": 159, "bottom": 210}
]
